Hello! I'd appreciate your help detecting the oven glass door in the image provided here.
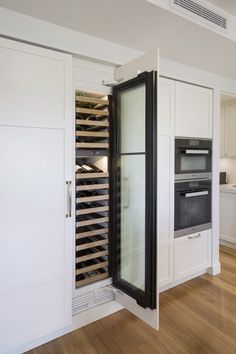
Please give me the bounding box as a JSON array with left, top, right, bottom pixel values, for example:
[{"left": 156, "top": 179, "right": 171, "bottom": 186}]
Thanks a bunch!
[{"left": 175, "top": 180, "right": 211, "bottom": 236}]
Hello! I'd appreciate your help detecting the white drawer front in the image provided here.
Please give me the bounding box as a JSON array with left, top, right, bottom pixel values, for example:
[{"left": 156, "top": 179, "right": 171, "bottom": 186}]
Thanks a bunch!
[{"left": 174, "top": 230, "right": 211, "bottom": 281}]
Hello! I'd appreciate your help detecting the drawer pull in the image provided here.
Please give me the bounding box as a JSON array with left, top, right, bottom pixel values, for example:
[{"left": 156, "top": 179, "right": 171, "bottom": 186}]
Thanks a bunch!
[{"left": 188, "top": 233, "right": 201, "bottom": 240}]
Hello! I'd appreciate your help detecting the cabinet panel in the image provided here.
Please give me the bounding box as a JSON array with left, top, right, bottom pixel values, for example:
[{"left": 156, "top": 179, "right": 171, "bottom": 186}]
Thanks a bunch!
[
  {"left": 220, "top": 107, "right": 226, "bottom": 158},
  {"left": 175, "top": 82, "right": 212, "bottom": 139},
  {"left": 225, "top": 104, "right": 236, "bottom": 157},
  {"left": 158, "top": 136, "right": 174, "bottom": 243},
  {"left": 174, "top": 230, "right": 211, "bottom": 281},
  {"left": 0, "top": 38, "right": 65, "bottom": 127},
  {"left": 159, "top": 245, "right": 173, "bottom": 288},
  {"left": 0, "top": 125, "right": 72, "bottom": 352},
  {"left": 159, "top": 78, "right": 175, "bottom": 135},
  {"left": 220, "top": 192, "right": 236, "bottom": 244}
]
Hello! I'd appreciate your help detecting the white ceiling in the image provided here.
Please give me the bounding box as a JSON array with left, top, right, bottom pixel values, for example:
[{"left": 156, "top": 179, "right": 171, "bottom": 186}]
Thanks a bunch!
[
  {"left": 1, "top": 0, "right": 236, "bottom": 79},
  {"left": 207, "top": 0, "right": 236, "bottom": 16}
]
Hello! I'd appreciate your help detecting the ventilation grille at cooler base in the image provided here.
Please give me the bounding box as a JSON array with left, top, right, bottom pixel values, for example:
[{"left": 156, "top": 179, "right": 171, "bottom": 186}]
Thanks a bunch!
[
  {"left": 172, "top": 0, "right": 227, "bottom": 29},
  {"left": 72, "top": 286, "right": 115, "bottom": 316}
]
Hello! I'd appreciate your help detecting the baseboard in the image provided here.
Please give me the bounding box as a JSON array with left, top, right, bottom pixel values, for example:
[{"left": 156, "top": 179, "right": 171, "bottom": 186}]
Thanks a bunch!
[
  {"left": 220, "top": 239, "right": 236, "bottom": 249},
  {"left": 207, "top": 262, "right": 221, "bottom": 275},
  {"left": 8, "top": 301, "right": 122, "bottom": 354},
  {"left": 72, "top": 300, "right": 123, "bottom": 330},
  {"left": 220, "top": 235, "right": 236, "bottom": 244}
]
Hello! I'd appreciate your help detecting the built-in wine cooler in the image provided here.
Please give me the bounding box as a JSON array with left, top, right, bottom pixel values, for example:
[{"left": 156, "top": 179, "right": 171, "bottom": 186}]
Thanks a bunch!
[
  {"left": 75, "top": 91, "right": 111, "bottom": 288},
  {"left": 74, "top": 70, "right": 157, "bottom": 314}
]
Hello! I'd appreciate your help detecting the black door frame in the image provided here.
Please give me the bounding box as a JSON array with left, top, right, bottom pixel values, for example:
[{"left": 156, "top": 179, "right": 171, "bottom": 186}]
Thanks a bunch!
[{"left": 110, "top": 71, "right": 157, "bottom": 309}]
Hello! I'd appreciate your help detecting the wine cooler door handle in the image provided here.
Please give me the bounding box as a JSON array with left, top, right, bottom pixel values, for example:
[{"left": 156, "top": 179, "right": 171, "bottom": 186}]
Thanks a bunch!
[
  {"left": 123, "top": 177, "right": 129, "bottom": 209},
  {"left": 185, "top": 191, "right": 208, "bottom": 198},
  {"left": 66, "top": 181, "right": 72, "bottom": 218}
]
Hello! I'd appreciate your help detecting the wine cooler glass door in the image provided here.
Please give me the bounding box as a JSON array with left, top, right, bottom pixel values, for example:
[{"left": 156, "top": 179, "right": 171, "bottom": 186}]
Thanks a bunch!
[{"left": 111, "top": 50, "right": 159, "bottom": 330}]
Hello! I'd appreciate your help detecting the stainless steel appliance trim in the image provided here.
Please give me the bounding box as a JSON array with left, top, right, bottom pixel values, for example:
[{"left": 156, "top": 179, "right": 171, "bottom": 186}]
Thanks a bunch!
[
  {"left": 175, "top": 172, "right": 212, "bottom": 181},
  {"left": 185, "top": 191, "right": 209, "bottom": 198},
  {"left": 66, "top": 181, "right": 72, "bottom": 218},
  {"left": 185, "top": 149, "right": 209, "bottom": 154},
  {"left": 174, "top": 223, "right": 212, "bottom": 238}
]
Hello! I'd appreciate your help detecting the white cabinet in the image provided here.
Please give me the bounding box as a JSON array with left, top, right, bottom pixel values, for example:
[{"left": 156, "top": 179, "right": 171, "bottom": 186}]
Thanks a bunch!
[
  {"left": 158, "top": 78, "right": 175, "bottom": 289},
  {"left": 175, "top": 81, "right": 212, "bottom": 138},
  {"left": 159, "top": 78, "right": 213, "bottom": 289},
  {"left": 220, "top": 106, "right": 226, "bottom": 158},
  {"left": 159, "top": 77, "right": 175, "bottom": 135},
  {"left": 221, "top": 104, "right": 236, "bottom": 157},
  {"left": 220, "top": 191, "right": 236, "bottom": 244},
  {"left": 174, "top": 230, "right": 211, "bottom": 281},
  {"left": 0, "top": 38, "right": 73, "bottom": 354},
  {"left": 159, "top": 245, "right": 174, "bottom": 288}
]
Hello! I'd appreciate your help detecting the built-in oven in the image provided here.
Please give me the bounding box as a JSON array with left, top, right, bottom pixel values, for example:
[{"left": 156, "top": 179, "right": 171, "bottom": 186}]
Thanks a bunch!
[
  {"left": 175, "top": 138, "right": 212, "bottom": 180},
  {"left": 175, "top": 179, "right": 211, "bottom": 238}
]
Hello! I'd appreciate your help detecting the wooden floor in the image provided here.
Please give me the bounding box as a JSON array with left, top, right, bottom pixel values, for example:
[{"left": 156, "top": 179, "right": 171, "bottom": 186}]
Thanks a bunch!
[{"left": 28, "top": 246, "right": 236, "bottom": 354}]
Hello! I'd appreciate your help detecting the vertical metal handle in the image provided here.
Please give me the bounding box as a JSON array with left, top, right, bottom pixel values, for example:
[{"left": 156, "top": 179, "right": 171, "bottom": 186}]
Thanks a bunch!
[{"left": 66, "top": 181, "right": 72, "bottom": 218}]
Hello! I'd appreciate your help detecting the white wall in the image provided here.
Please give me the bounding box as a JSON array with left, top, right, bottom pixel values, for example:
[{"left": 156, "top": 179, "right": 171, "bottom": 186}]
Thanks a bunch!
[{"left": 220, "top": 158, "right": 236, "bottom": 183}]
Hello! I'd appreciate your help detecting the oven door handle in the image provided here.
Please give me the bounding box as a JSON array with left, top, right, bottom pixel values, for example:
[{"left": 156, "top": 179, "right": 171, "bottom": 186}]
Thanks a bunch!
[
  {"left": 185, "top": 191, "right": 209, "bottom": 198},
  {"left": 185, "top": 149, "right": 209, "bottom": 155}
]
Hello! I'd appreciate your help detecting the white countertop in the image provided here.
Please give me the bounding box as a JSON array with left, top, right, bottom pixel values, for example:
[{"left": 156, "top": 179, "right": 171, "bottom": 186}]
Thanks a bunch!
[{"left": 220, "top": 184, "right": 236, "bottom": 194}]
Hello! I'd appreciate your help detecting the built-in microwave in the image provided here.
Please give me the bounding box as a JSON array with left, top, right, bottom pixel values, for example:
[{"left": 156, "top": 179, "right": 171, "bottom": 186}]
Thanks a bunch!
[{"left": 175, "top": 138, "right": 212, "bottom": 180}]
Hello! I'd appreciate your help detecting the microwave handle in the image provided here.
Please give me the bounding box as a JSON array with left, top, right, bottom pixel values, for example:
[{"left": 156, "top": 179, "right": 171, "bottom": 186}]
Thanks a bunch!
[
  {"left": 185, "top": 191, "right": 209, "bottom": 198},
  {"left": 185, "top": 149, "right": 209, "bottom": 155}
]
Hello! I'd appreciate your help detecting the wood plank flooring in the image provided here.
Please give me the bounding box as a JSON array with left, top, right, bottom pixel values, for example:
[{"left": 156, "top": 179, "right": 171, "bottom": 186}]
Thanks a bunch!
[{"left": 27, "top": 246, "right": 236, "bottom": 354}]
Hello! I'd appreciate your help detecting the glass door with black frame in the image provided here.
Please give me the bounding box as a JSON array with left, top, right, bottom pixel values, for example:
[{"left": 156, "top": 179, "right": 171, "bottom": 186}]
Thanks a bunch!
[{"left": 111, "top": 70, "right": 157, "bottom": 313}]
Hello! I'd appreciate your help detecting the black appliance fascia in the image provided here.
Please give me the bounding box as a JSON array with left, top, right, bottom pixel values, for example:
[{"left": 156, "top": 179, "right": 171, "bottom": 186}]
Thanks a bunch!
[
  {"left": 175, "top": 138, "right": 212, "bottom": 181},
  {"left": 175, "top": 178, "right": 212, "bottom": 238}
]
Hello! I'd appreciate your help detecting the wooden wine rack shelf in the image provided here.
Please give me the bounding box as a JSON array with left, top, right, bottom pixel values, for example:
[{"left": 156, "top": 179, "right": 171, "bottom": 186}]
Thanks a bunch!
[
  {"left": 75, "top": 91, "right": 110, "bottom": 288},
  {"left": 76, "top": 131, "right": 109, "bottom": 138},
  {"left": 76, "top": 260, "right": 108, "bottom": 276},
  {"left": 76, "top": 172, "right": 109, "bottom": 179},
  {"left": 76, "top": 205, "right": 109, "bottom": 216},
  {"left": 76, "top": 142, "right": 109, "bottom": 149},
  {"left": 76, "top": 238, "right": 108, "bottom": 251},
  {"left": 76, "top": 183, "right": 109, "bottom": 191},
  {"left": 76, "top": 107, "right": 109, "bottom": 116},
  {"left": 76, "top": 119, "right": 109, "bottom": 127},
  {"left": 76, "top": 227, "right": 108, "bottom": 240},
  {"left": 76, "top": 272, "right": 108, "bottom": 287},
  {"left": 76, "top": 96, "right": 109, "bottom": 105}
]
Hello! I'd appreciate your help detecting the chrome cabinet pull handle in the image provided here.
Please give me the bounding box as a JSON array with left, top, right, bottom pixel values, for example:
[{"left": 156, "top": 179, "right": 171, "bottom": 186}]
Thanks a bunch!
[
  {"left": 66, "top": 181, "right": 72, "bottom": 218},
  {"left": 185, "top": 149, "right": 209, "bottom": 155},
  {"left": 188, "top": 233, "right": 201, "bottom": 240},
  {"left": 185, "top": 191, "right": 208, "bottom": 198}
]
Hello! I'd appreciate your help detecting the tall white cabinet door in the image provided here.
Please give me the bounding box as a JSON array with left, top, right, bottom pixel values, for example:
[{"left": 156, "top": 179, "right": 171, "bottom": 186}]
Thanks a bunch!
[
  {"left": 225, "top": 104, "right": 236, "bottom": 157},
  {"left": 175, "top": 82, "right": 212, "bottom": 139},
  {"left": 0, "top": 38, "right": 73, "bottom": 353}
]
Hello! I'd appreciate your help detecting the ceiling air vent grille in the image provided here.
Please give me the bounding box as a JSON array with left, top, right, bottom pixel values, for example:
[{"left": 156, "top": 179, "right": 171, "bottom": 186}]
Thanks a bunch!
[{"left": 172, "top": 0, "right": 227, "bottom": 29}]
